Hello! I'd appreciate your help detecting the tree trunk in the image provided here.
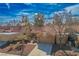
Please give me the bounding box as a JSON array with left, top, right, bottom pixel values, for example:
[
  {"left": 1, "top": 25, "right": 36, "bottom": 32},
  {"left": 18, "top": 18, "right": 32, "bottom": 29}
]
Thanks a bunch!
[
  {"left": 20, "top": 40, "right": 24, "bottom": 56},
  {"left": 50, "top": 35, "right": 56, "bottom": 55}
]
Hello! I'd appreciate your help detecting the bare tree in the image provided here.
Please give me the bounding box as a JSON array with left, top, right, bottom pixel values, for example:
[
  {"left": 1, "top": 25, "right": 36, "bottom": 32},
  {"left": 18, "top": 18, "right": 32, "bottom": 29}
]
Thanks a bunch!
[
  {"left": 16, "top": 15, "right": 32, "bottom": 55},
  {"left": 51, "top": 10, "right": 73, "bottom": 55},
  {"left": 52, "top": 12, "right": 66, "bottom": 48}
]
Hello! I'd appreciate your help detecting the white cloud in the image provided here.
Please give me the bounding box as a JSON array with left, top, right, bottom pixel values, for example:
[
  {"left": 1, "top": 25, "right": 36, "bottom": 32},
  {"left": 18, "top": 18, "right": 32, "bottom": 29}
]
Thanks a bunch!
[
  {"left": 6, "top": 3, "right": 10, "bottom": 9},
  {"left": 65, "top": 4, "right": 79, "bottom": 15},
  {"left": 17, "top": 10, "right": 30, "bottom": 15},
  {"left": 24, "top": 3, "right": 32, "bottom": 5},
  {"left": 34, "top": 13, "right": 38, "bottom": 15},
  {"left": 17, "top": 9, "right": 34, "bottom": 16},
  {"left": 48, "top": 3, "right": 58, "bottom": 5}
]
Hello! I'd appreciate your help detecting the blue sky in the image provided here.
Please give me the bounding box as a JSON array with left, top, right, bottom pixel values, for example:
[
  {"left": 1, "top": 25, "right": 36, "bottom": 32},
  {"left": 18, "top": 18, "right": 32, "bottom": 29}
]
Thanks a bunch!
[{"left": 0, "top": 3, "right": 79, "bottom": 23}]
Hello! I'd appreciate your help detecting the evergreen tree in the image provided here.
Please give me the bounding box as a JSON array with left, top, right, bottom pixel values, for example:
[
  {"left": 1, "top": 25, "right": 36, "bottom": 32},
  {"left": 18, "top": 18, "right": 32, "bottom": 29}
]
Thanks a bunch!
[{"left": 34, "top": 13, "right": 44, "bottom": 27}]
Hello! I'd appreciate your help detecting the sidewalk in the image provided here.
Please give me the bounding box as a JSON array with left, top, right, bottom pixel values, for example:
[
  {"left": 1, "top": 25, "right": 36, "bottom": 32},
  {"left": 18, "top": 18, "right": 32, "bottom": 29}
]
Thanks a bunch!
[
  {"left": 0, "top": 53, "right": 18, "bottom": 56},
  {"left": 29, "top": 43, "right": 52, "bottom": 56},
  {"left": 29, "top": 44, "right": 47, "bottom": 56}
]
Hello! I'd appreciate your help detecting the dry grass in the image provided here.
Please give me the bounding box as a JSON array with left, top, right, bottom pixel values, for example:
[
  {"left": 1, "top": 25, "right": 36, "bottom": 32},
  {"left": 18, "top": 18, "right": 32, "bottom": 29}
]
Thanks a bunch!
[{"left": 0, "top": 34, "right": 18, "bottom": 41}]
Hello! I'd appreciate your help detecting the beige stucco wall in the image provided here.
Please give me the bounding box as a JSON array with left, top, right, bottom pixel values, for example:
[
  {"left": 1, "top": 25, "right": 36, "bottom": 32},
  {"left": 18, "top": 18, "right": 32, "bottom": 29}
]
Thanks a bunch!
[{"left": 28, "top": 44, "right": 47, "bottom": 56}]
